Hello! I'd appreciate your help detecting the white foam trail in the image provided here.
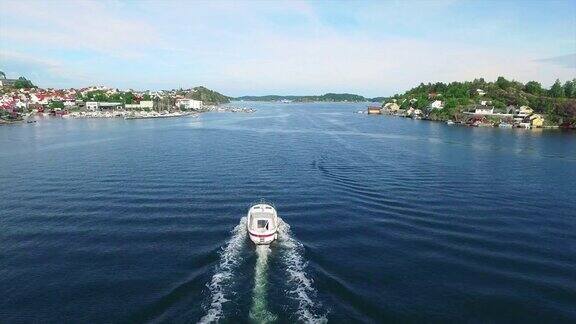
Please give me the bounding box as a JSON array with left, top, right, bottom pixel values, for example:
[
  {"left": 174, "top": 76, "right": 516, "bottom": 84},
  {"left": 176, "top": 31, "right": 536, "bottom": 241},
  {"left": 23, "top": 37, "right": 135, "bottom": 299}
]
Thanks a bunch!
[
  {"left": 277, "top": 218, "right": 328, "bottom": 323},
  {"left": 249, "top": 245, "right": 277, "bottom": 323},
  {"left": 198, "top": 217, "right": 248, "bottom": 324}
]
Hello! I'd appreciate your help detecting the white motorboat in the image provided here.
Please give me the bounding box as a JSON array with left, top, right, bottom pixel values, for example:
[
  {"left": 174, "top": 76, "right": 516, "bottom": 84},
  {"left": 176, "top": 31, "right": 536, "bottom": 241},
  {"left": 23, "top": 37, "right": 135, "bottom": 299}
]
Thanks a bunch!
[{"left": 247, "top": 201, "right": 279, "bottom": 245}]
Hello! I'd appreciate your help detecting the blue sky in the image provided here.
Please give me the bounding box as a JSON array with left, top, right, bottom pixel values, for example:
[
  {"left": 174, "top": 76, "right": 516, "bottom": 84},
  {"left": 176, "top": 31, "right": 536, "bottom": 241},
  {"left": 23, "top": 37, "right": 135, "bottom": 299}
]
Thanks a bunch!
[{"left": 1, "top": 0, "right": 575, "bottom": 96}]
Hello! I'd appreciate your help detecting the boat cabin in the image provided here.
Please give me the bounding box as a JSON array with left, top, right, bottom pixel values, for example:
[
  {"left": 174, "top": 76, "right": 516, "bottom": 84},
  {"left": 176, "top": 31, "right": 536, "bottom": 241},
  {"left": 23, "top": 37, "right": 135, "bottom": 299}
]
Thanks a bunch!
[{"left": 248, "top": 205, "right": 277, "bottom": 232}]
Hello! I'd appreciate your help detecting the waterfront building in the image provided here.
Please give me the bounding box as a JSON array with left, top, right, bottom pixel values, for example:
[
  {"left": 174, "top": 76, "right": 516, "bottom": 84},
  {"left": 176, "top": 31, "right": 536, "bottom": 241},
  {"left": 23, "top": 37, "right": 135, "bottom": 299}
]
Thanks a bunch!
[
  {"left": 517, "top": 106, "right": 534, "bottom": 116},
  {"left": 86, "top": 102, "right": 123, "bottom": 111},
  {"left": 125, "top": 100, "right": 155, "bottom": 110},
  {"left": 474, "top": 105, "right": 495, "bottom": 115},
  {"left": 530, "top": 114, "right": 545, "bottom": 127},
  {"left": 175, "top": 98, "right": 203, "bottom": 110},
  {"left": 367, "top": 106, "right": 382, "bottom": 114},
  {"left": 86, "top": 102, "right": 99, "bottom": 111}
]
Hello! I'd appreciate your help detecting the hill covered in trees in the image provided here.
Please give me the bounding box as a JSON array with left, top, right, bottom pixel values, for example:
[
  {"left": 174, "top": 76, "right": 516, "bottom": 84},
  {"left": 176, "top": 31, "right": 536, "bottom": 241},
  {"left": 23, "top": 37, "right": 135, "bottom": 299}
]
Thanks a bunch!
[
  {"left": 186, "top": 86, "right": 230, "bottom": 104},
  {"left": 75, "top": 86, "right": 230, "bottom": 105},
  {"left": 387, "top": 77, "right": 576, "bottom": 125},
  {"left": 76, "top": 90, "right": 141, "bottom": 104}
]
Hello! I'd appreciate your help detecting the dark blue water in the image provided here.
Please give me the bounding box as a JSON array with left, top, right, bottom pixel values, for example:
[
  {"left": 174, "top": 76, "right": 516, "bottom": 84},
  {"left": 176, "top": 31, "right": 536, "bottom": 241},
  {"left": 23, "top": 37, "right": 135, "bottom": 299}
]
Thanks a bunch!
[{"left": 1, "top": 102, "right": 575, "bottom": 323}]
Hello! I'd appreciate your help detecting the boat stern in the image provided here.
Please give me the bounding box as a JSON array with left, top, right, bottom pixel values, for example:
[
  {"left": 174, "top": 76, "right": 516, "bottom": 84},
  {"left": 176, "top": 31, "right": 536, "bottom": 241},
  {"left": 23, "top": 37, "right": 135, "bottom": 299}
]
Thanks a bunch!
[{"left": 249, "top": 231, "right": 277, "bottom": 245}]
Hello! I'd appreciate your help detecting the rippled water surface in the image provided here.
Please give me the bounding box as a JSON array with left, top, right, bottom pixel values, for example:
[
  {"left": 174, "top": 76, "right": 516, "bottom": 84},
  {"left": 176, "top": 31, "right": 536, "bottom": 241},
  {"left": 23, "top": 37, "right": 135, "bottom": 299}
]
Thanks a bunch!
[{"left": 1, "top": 102, "right": 575, "bottom": 323}]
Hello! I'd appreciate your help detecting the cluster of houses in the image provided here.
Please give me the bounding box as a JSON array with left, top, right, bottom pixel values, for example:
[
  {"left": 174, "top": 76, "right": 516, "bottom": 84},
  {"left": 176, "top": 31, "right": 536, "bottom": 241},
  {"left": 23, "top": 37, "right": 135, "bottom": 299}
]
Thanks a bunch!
[
  {"left": 369, "top": 89, "right": 546, "bottom": 128},
  {"left": 0, "top": 84, "right": 204, "bottom": 121},
  {"left": 464, "top": 104, "right": 545, "bottom": 128},
  {"left": 372, "top": 98, "right": 443, "bottom": 120}
]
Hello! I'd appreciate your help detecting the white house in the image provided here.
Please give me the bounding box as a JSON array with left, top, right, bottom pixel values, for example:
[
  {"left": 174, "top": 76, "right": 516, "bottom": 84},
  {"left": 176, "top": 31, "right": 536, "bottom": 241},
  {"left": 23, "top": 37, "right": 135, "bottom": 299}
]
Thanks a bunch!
[
  {"left": 518, "top": 106, "right": 533, "bottom": 116},
  {"left": 86, "top": 101, "right": 99, "bottom": 111},
  {"left": 140, "top": 100, "right": 154, "bottom": 109},
  {"left": 98, "top": 102, "right": 123, "bottom": 110},
  {"left": 476, "top": 89, "right": 486, "bottom": 96},
  {"left": 30, "top": 93, "right": 49, "bottom": 105},
  {"left": 474, "top": 105, "right": 494, "bottom": 115},
  {"left": 429, "top": 100, "right": 443, "bottom": 110},
  {"left": 63, "top": 99, "right": 76, "bottom": 108},
  {"left": 176, "top": 98, "right": 202, "bottom": 110},
  {"left": 15, "top": 101, "right": 28, "bottom": 110},
  {"left": 125, "top": 100, "right": 154, "bottom": 110}
]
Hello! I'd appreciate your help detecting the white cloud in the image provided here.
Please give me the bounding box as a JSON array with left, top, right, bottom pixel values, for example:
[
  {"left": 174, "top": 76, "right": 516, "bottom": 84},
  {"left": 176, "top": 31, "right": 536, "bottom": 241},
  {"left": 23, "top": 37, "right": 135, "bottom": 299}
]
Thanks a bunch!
[
  {"left": 0, "top": 0, "right": 574, "bottom": 94},
  {"left": 537, "top": 54, "right": 576, "bottom": 69},
  {"left": 0, "top": 50, "right": 90, "bottom": 86},
  {"left": 209, "top": 33, "right": 576, "bottom": 96},
  {"left": 0, "top": 0, "right": 160, "bottom": 58}
]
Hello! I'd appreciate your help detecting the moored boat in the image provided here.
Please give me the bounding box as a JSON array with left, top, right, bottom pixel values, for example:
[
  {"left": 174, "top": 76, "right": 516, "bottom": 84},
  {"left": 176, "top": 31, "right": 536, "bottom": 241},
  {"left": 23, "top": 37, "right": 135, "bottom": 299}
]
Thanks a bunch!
[{"left": 247, "top": 201, "right": 279, "bottom": 245}]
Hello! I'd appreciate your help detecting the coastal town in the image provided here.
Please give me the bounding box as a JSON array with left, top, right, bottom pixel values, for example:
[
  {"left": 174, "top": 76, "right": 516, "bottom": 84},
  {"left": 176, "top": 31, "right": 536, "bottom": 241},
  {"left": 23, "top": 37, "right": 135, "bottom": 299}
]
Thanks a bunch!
[
  {"left": 367, "top": 96, "right": 547, "bottom": 129},
  {"left": 367, "top": 77, "right": 576, "bottom": 130},
  {"left": 0, "top": 73, "right": 253, "bottom": 124},
  {"left": 2, "top": 72, "right": 574, "bottom": 130}
]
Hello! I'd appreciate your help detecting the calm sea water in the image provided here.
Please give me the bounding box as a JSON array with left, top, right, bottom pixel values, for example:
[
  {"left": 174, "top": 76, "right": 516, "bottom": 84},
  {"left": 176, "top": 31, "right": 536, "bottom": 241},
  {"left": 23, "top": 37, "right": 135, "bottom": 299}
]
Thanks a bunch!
[{"left": 1, "top": 102, "right": 575, "bottom": 323}]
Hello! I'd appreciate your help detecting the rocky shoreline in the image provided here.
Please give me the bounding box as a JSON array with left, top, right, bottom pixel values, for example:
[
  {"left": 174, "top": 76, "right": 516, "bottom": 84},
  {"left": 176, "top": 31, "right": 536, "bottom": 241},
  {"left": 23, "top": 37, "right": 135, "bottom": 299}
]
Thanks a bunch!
[{"left": 1, "top": 104, "right": 256, "bottom": 125}]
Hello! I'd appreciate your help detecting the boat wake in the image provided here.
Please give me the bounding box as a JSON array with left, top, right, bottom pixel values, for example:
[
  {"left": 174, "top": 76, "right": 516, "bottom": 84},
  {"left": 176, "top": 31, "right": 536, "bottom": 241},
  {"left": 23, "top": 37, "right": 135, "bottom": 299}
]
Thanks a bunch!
[
  {"left": 277, "top": 218, "right": 328, "bottom": 323},
  {"left": 249, "top": 245, "right": 277, "bottom": 323},
  {"left": 198, "top": 217, "right": 248, "bottom": 324},
  {"left": 199, "top": 216, "right": 326, "bottom": 323}
]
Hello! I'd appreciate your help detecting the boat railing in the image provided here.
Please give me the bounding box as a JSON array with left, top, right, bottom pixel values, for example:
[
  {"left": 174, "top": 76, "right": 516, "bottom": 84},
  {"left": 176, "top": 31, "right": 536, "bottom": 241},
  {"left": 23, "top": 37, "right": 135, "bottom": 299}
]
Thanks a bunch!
[{"left": 249, "top": 198, "right": 275, "bottom": 209}]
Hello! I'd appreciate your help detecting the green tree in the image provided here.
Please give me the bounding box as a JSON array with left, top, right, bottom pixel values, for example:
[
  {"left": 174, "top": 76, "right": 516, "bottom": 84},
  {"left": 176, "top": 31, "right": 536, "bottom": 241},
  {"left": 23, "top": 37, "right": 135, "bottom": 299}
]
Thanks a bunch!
[
  {"left": 444, "top": 97, "right": 457, "bottom": 110},
  {"left": 496, "top": 76, "right": 511, "bottom": 90},
  {"left": 523, "top": 81, "right": 542, "bottom": 95},
  {"left": 14, "top": 77, "right": 36, "bottom": 89},
  {"left": 85, "top": 90, "right": 109, "bottom": 102},
  {"left": 549, "top": 79, "right": 564, "bottom": 98},
  {"left": 563, "top": 80, "right": 575, "bottom": 98},
  {"left": 399, "top": 99, "right": 410, "bottom": 109},
  {"left": 0, "top": 71, "right": 5, "bottom": 79},
  {"left": 143, "top": 94, "right": 151, "bottom": 101},
  {"left": 511, "top": 80, "right": 524, "bottom": 90},
  {"left": 49, "top": 101, "right": 65, "bottom": 109},
  {"left": 415, "top": 94, "right": 428, "bottom": 110},
  {"left": 123, "top": 92, "right": 135, "bottom": 104},
  {"left": 492, "top": 99, "right": 506, "bottom": 111}
]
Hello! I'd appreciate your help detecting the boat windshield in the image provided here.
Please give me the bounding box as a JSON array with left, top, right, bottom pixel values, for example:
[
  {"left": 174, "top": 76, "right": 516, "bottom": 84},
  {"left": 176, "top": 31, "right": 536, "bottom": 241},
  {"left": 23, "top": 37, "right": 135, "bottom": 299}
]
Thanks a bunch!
[{"left": 257, "top": 219, "right": 269, "bottom": 229}]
